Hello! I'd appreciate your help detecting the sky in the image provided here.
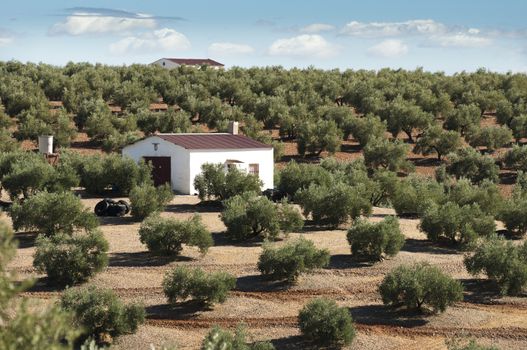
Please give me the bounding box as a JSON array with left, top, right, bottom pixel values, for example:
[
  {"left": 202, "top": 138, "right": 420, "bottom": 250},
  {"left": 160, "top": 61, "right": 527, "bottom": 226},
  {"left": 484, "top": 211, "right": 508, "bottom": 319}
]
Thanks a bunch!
[{"left": 0, "top": 0, "right": 526, "bottom": 73}]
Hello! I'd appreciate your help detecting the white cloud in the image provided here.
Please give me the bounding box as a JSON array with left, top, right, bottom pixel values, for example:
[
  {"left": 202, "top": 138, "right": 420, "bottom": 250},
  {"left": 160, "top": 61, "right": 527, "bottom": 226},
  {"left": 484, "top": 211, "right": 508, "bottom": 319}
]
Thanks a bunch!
[
  {"left": 49, "top": 12, "right": 157, "bottom": 35},
  {"left": 430, "top": 33, "right": 492, "bottom": 48},
  {"left": 367, "top": 39, "right": 408, "bottom": 58},
  {"left": 341, "top": 19, "right": 445, "bottom": 38},
  {"left": 0, "top": 29, "right": 14, "bottom": 46},
  {"left": 268, "top": 34, "right": 338, "bottom": 58},
  {"left": 300, "top": 23, "right": 335, "bottom": 33},
  {"left": 208, "top": 42, "right": 254, "bottom": 55},
  {"left": 109, "top": 28, "right": 190, "bottom": 54}
]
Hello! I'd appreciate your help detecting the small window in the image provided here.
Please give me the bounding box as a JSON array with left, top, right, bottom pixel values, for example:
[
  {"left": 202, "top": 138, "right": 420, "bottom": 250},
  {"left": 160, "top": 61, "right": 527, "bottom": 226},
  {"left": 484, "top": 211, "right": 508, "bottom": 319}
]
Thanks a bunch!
[
  {"left": 249, "top": 164, "right": 259, "bottom": 176},
  {"left": 162, "top": 61, "right": 165, "bottom": 66}
]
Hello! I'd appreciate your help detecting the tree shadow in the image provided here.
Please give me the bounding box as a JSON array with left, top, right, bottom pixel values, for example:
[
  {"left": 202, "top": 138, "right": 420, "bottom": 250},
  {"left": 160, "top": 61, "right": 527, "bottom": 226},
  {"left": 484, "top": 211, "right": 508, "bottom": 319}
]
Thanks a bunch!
[
  {"left": 499, "top": 172, "right": 516, "bottom": 185},
  {"left": 349, "top": 304, "right": 429, "bottom": 328},
  {"left": 408, "top": 157, "right": 441, "bottom": 167},
  {"left": 269, "top": 335, "right": 315, "bottom": 350},
  {"left": 165, "top": 202, "right": 223, "bottom": 214},
  {"left": 210, "top": 232, "right": 269, "bottom": 247},
  {"left": 340, "top": 143, "right": 362, "bottom": 153},
  {"left": 108, "top": 251, "right": 192, "bottom": 267},
  {"left": 98, "top": 216, "right": 138, "bottom": 226},
  {"left": 235, "top": 274, "right": 291, "bottom": 292},
  {"left": 327, "top": 254, "right": 374, "bottom": 270},
  {"left": 401, "top": 239, "right": 460, "bottom": 255},
  {"left": 25, "top": 277, "right": 65, "bottom": 293},
  {"left": 146, "top": 300, "right": 208, "bottom": 320},
  {"left": 460, "top": 278, "right": 503, "bottom": 304},
  {"left": 14, "top": 232, "right": 38, "bottom": 248}
]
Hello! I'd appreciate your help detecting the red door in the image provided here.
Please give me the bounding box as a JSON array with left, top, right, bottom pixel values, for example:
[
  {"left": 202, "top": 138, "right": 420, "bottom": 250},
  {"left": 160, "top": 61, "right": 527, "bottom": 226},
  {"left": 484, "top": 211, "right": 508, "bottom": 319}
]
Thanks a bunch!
[{"left": 143, "top": 157, "right": 171, "bottom": 187}]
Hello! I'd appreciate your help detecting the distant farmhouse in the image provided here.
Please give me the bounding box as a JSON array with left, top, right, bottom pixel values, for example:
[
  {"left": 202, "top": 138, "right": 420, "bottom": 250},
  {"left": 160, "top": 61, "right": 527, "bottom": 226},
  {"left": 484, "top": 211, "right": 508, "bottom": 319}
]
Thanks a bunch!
[
  {"left": 152, "top": 58, "right": 224, "bottom": 70},
  {"left": 122, "top": 123, "right": 273, "bottom": 195}
]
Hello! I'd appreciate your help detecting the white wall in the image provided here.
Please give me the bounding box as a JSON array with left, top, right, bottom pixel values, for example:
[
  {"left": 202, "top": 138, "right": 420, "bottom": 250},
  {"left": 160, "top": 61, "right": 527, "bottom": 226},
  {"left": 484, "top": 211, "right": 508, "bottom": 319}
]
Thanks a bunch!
[
  {"left": 188, "top": 148, "right": 274, "bottom": 195},
  {"left": 122, "top": 136, "right": 190, "bottom": 193},
  {"left": 151, "top": 58, "right": 180, "bottom": 69}
]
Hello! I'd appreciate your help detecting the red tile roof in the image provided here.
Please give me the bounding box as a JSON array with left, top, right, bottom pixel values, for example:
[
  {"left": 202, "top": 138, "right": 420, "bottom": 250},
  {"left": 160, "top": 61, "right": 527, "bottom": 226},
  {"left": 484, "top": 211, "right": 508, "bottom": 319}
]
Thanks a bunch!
[
  {"left": 165, "top": 58, "right": 224, "bottom": 67},
  {"left": 156, "top": 133, "right": 271, "bottom": 150}
]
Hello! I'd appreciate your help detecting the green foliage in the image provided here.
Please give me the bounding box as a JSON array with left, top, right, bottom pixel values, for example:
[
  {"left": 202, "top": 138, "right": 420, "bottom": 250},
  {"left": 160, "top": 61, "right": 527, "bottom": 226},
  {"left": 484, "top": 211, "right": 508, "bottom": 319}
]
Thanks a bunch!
[
  {"left": 11, "top": 191, "right": 98, "bottom": 236},
  {"left": 379, "top": 263, "right": 463, "bottom": 313},
  {"left": 445, "top": 147, "right": 499, "bottom": 184},
  {"left": 297, "top": 119, "right": 342, "bottom": 156},
  {"left": 503, "top": 144, "right": 527, "bottom": 171},
  {"left": 499, "top": 192, "right": 527, "bottom": 236},
  {"left": 0, "top": 128, "right": 19, "bottom": 152},
  {"left": 257, "top": 238, "right": 330, "bottom": 282},
  {"left": 296, "top": 182, "right": 372, "bottom": 227},
  {"left": 385, "top": 96, "right": 433, "bottom": 142},
  {"left": 61, "top": 286, "right": 145, "bottom": 343},
  {"left": 162, "top": 266, "right": 236, "bottom": 306},
  {"left": 194, "top": 163, "right": 262, "bottom": 201},
  {"left": 420, "top": 202, "right": 495, "bottom": 246},
  {"left": 277, "top": 161, "right": 332, "bottom": 198},
  {"left": 447, "top": 339, "right": 499, "bottom": 350},
  {"left": 221, "top": 192, "right": 303, "bottom": 241},
  {"left": 510, "top": 115, "right": 527, "bottom": 141},
  {"left": 390, "top": 175, "right": 445, "bottom": 216},
  {"left": 444, "top": 104, "right": 481, "bottom": 134},
  {"left": 33, "top": 231, "right": 109, "bottom": 287},
  {"left": 201, "top": 324, "right": 276, "bottom": 350},
  {"left": 0, "top": 151, "right": 79, "bottom": 198},
  {"left": 0, "top": 221, "right": 80, "bottom": 349},
  {"left": 129, "top": 183, "right": 174, "bottom": 220},
  {"left": 347, "top": 113, "right": 387, "bottom": 147},
  {"left": 139, "top": 214, "right": 213, "bottom": 256},
  {"left": 464, "top": 236, "right": 527, "bottom": 295},
  {"left": 73, "top": 153, "right": 152, "bottom": 195},
  {"left": 298, "top": 298, "right": 355, "bottom": 347},
  {"left": 347, "top": 216, "right": 404, "bottom": 261},
  {"left": 445, "top": 179, "right": 503, "bottom": 216},
  {"left": 466, "top": 126, "right": 512, "bottom": 153},
  {"left": 363, "top": 137, "right": 413, "bottom": 172},
  {"left": 413, "top": 125, "right": 461, "bottom": 160}
]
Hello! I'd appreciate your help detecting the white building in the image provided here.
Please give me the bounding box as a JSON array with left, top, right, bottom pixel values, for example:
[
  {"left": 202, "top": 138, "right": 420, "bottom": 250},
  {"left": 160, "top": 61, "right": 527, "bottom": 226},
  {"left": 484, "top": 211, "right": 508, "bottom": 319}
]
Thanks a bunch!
[
  {"left": 152, "top": 58, "right": 224, "bottom": 70},
  {"left": 122, "top": 129, "right": 273, "bottom": 195}
]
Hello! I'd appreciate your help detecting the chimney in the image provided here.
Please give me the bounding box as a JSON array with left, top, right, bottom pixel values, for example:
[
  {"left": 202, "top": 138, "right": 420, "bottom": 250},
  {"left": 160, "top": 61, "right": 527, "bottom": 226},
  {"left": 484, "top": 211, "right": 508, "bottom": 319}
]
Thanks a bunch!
[
  {"left": 228, "top": 121, "right": 239, "bottom": 135},
  {"left": 38, "top": 135, "right": 53, "bottom": 155}
]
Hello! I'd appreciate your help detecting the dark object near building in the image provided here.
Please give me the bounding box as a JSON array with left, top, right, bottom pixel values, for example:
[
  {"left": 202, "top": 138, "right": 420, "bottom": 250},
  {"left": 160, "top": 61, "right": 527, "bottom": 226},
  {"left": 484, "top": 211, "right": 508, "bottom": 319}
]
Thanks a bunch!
[
  {"left": 94, "top": 199, "right": 130, "bottom": 217},
  {"left": 262, "top": 188, "right": 289, "bottom": 202},
  {"left": 0, "top": 200, "right": 12, "bottom": 212}
]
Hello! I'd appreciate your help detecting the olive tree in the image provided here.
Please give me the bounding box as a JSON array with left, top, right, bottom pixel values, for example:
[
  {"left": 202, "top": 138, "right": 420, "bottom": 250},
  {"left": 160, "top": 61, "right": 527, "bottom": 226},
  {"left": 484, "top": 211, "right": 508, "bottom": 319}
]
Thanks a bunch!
[
  {"left": 129, "top": 183, "right": 174, "bottom": 220},
  {"left": 413, "top": 125, "right": 461, "bottom": 161},
  {"left": 194, "top": 163, "right": 262, "bottom": 201},
  {"left": 347, "top": 114, "right": 387, "bottom": 147},
  {"left": 503, "top": 145, "right": 527, "bottom": 171},
  {"left": 297, "top": 119, "right": 342, "bottom": 156},
  {"left": 420, "top": 202, "right": 495, "bottom": 246},
  {"left": 298, "top": 298, "right": 355, "bottom": 347},
  {"left": 138, "top": 214, "right": 213, "bottom": 256},
  {"left": 277, "top": 161, "right": 332, "bottom": 198},
  {"left": 465, "top": 126, "right": 512, "bottom": 153},
  {"left": 363, "top": 137, "right": 413, "bottom": 172},
  {"left": 390, "top": 175, "right": 445, "bottom": 217},
  {"left": 498, "top": 191, "right": 527, "bottom": 236},
  {"left": 347, "top": 216, "right": 404, "bottom": 261},
  {"left": 444, "top": 104, "right": 481, "bottom": 135},
  {"left": 296, "top": 182, "right": 372, "bottom": 227},
  {"left": 379, "top": 262, "right": 463, "bottom": 313},
  {"left": 464, "top": 236, "right": 527, "bottom": 295},
  {"left": 221, "top": 192, "right": 303, "bottom": 241},
  {"left": 445, "top": 147, "right": 499, "bottom": 184},
  {"left": 10, "top": 191, "right": 98, "bottom": 236},
  {"left": 257, "top": 238, "right": 330, "bottom": 282}
]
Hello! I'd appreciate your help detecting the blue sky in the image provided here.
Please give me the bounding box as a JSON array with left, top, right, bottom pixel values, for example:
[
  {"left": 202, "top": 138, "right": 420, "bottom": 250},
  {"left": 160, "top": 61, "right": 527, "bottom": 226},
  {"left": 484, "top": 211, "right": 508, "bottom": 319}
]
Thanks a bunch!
[{"left": 0, "top": 0, "right": 526, "bottom": 73}]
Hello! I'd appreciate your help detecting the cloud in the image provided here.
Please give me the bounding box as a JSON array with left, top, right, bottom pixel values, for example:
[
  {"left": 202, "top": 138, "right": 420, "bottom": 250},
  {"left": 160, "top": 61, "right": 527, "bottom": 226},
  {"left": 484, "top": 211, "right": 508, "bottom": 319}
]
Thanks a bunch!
[
  {"left": 268, "top": 34, "right": 338, "bottom": 58},
  {"left": 49, "top": 10, "right": 157, "bottom": 35},
  {"left": 208, "top": 42, "right": 254, "bottom": 55},
  {"left": 341, "top": 19, "right": 445, "bottom": 37},
  {"left": 300, "top": 23, "right": 335, "bottom": 33},
  {"left": 61, "top": 7, "right": 183, "bottom": 21},
  {"left": 341, "top": 19, "right": 492, "bottom": 49},
  {"left": 367, "top": 39, "right": 408, "bottom": 58},
  {"left": 429, "top": 33, "right": 492, "bottom": 48},
  {"left": 0, "top": 29, "right": 14, "bottom": 46},
  {"left": 109, "top": 28, "right": 190, "bottom": 54}
]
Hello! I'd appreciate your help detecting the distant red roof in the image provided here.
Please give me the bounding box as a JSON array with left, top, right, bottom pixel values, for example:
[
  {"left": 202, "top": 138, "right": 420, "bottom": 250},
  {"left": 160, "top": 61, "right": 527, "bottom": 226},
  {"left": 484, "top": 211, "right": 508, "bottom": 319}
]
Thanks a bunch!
[
  {"left": 165, "top": 58, "right": 224, "bottom": 67},
  {"left": 156, "top": 133, "right": 271, "bottom": 150}
]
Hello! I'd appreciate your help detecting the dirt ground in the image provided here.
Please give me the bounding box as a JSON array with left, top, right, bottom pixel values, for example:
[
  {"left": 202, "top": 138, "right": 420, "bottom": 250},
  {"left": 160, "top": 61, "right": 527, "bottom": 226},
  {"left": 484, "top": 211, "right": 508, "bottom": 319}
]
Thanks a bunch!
[{"left": 3, "top": 194, "right": 526, "bottom": 350}]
